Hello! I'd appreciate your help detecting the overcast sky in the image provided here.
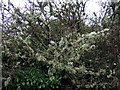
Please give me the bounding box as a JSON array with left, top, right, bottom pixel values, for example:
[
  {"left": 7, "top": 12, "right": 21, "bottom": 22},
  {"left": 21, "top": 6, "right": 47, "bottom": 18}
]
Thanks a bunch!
[
  {"left": 2, "top": 0, "right": 107, "bottom": 14},
  {"left": 1, "top": 0, "right": 109, "bottom": 25}
]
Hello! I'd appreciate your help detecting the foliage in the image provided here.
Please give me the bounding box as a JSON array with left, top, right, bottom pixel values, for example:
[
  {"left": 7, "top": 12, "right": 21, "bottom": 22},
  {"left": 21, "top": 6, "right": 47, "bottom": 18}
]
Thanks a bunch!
[
  {"left": 36, "top": 28, "right": 119, "bottom": 89},
  {"left": 7, "top": 67, "right": 61, "bottom": 90},
  {"left": 1, "top": 0, "right": 120, "bottom": 90}
]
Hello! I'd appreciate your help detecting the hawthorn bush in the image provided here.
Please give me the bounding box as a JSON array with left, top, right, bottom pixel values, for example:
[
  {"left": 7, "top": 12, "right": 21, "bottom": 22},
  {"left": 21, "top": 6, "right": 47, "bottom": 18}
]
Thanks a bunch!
[{"left": 1, "top": 0, "right": 120, "bottom": 90}]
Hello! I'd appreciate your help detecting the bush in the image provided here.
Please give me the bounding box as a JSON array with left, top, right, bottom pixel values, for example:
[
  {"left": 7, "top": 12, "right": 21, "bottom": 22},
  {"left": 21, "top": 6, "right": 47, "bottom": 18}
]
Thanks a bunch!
[
  {"left": 6, "top": 67, "right": 62, "bottom": 90},
  {"left": 2, "top": 1, "right": 120, "bottom": 89}
]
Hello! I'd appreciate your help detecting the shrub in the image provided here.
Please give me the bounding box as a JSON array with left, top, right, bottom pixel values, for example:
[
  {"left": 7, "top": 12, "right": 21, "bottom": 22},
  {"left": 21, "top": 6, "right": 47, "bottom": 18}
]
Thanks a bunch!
[{"left": 7, "top": 67, "right": 62, "bottom": 90}]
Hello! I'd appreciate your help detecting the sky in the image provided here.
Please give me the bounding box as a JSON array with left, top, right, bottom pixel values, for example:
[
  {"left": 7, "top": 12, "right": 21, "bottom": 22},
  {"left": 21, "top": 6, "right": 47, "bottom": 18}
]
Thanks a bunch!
[
  {"left": 2, "top": 0, "right": 106, "bottom": 14},
  {"left": 1, "top": 0, "right": 109, "bottom": 25}
]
